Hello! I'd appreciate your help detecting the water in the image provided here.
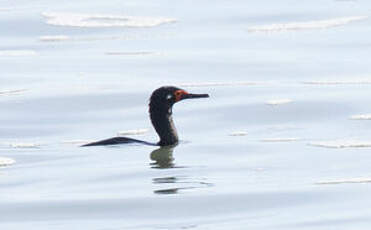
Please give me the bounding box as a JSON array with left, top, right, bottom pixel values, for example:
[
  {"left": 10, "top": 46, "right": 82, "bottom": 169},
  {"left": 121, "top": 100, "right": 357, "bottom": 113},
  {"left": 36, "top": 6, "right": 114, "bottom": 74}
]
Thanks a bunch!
[{"left": 1, "top": 0, "right": 371, "bottom": 229}]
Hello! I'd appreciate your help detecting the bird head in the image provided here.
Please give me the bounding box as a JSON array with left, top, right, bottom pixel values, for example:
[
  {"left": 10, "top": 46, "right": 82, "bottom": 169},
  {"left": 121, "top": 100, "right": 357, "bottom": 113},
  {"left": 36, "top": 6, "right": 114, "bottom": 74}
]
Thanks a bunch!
[{"left": 149, "top": 86, "right": 209, "bottom": 110}]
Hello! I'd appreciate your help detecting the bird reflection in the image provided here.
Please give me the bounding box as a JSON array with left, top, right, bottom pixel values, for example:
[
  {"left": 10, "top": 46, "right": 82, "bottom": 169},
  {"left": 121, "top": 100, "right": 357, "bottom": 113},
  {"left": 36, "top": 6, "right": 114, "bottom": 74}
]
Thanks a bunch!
[
  {"left": 149, "top": 146, "right": 213, "bottom": 195},
  {"left": 150, "top": 145, "right": 176, "bottom": 169}
]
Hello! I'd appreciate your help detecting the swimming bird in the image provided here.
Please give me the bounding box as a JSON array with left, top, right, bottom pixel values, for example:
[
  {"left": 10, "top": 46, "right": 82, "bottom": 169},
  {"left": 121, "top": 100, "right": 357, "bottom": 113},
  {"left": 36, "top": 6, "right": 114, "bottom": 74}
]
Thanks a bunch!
[{"left": 82, "top": 86, "right": 209, "bottom": 147}]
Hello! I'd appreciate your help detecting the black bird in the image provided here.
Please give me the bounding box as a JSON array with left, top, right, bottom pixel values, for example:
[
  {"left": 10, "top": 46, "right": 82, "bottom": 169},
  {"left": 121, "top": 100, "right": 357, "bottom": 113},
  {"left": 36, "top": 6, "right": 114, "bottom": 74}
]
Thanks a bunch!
[{"left": 82, "top": 86, "right": 209, "bottom": 147}]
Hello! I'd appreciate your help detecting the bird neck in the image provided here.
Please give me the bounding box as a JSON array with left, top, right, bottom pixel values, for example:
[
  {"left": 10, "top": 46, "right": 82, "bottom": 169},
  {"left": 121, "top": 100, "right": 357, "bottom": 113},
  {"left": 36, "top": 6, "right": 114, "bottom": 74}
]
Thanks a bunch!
[{"left": 149, "top": 104, "right": 179, "bottom": 146}]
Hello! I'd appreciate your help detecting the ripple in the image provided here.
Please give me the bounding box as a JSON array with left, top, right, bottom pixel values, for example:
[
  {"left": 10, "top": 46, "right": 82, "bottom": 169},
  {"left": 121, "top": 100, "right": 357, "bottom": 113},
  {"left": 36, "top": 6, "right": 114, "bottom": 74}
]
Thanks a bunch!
[
  {"left": 179, "top": 81, "right": 259, "bottom": 87},
  {"left": 117, "top": 128, "right": 149, "bottom": 136},
  {"left": 265, "top": 99, "right": 292, "bottom": 106},
  {"left": 40, "top": 33, "right": 174, "bottom": 43},
  {"left": 5, "top": 143, "right": 41, "bottom": 149},
  {"left": 153, "top": 176, "right": 213, "bottom": 195},
  {"left": 309, "top": 140, "right": 371, "bottom": 148},
  {"left": 61, "top": 140, "right": 93, "bottom": 145},
  {"left": 0, "top": 89, "right": 27, "bottom": 96},
  {"left": 39, "top": 35, "right": 71, "bottom": 42},
  {"left": 105, "top": 51, "right": 156, "bottom": 56},
  {"left": 303, "top": 79, "right": 371, "bottom": 85},
  {"left": 0, "top": 50, "right": 37, "bottom": 57},
  {"left": 42, "top": 12, "right": 176, "bottom": 28},
  {"left": 350, "top": 114, "right": 371, "bottom": 120},
  {"left": 261, "top": 138, "right": 301, "bottom": 142},
  {"left": 317, "top": 177, "right": 371, "bottom": 185},
  {"left": 229, "top": 131, "right": 248, "bottom": 136},
  {"left": 0, "top": 157, "right": 15, "bottom": 166},
  {"left": 248, "top": 16, "right": 368, "bottom": 32},
  {"left": 0, "top": 8, "right": 13, "bottom": 12}
]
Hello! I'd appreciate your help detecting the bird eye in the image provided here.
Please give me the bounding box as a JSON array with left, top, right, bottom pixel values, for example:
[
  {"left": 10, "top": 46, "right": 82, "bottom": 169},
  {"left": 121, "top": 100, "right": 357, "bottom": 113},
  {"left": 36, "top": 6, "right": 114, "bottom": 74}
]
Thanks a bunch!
[{"left": 166, "top": 94, "right": 173, "bottom": 100}]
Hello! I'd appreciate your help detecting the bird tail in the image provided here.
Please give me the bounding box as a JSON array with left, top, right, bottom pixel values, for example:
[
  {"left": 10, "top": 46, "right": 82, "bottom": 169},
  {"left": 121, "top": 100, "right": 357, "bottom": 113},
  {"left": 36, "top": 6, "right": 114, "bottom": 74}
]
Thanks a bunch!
[{"left": 81, "top": 137, "right": 157, "bottom": 147}]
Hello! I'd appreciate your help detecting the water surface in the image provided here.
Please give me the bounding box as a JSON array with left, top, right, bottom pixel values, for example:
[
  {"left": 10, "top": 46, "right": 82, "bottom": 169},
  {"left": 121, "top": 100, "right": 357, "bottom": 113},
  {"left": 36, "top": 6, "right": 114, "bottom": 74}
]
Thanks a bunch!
[{"left": 1, "top": 0, "right": 371, "bottom": 229}]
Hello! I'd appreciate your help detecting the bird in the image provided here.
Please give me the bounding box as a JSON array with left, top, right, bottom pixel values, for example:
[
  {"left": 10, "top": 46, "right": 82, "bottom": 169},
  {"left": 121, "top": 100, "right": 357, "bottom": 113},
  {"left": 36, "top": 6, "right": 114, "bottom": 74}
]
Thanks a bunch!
[{"left": 82, "top": 86, "right": 209, "bottom": 147}]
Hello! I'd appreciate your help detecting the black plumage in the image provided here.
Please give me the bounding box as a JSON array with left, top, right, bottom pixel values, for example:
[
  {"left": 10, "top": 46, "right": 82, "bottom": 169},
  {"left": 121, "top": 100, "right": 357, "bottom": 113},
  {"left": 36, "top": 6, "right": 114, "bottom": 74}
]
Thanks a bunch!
[{"left": 82, "top": 86, "right": 209, "bottom": 147}]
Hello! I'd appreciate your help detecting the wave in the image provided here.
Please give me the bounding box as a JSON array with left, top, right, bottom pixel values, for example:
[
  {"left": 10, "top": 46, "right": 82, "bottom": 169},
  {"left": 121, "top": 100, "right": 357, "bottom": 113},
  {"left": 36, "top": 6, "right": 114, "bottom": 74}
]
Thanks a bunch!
[
  {"left": 117, "top": 129, "right": 149, "bottom": 136},
  {"left": 261, "top": 138, "right": 300, "bottom": 142},
  {"left": 179, "top": 81, "right": 259, "bottom": 87},
  {"left": 0, "top": 7, "right": 13, "bottom": 12},
  {"left": 39, "top": 32, "right": 174, "bottom": 43},
  {"left": 350, "top": 114, "right": 371, "bottom": 120},
  {"left": 265, "top": 99, "right": 292, "bottom": 106},
  {"left": 0, "top": 157, "right": 15, "bottom": 166},
  {"left": 309, "top": 140, "right": 371, "bottom": 148},
  {"left": 248, "top": 16, "right": 368, "bottom": 32},
  {"left": 0, "top": 50, "right": 37, "bottom": 56},
  {"left": 317, "top": 177, "right": 371, "bottom": 185},
  {"left": 0, "top": 89, "right": 27, "bottom": 96},
  {"left": 61, "top": 140, "right": 93, "bottom": 145},
  {"left": 229, "top": 131, "right": 248, "bottom": 136},
  {"left": 7, "top": 143, "right": 41, "bottom": 149},
  {"left": 42, "top": 12, "right": 176, "bottom": 28},
  {"left": 303, "top": 79, "right": 371, "bottom": 85},
  {"left": 105, "top": 51, "right": 156, "bottom": 56},
  {"left": 39, "top": 35, "right": 70, "bottom": 42}
]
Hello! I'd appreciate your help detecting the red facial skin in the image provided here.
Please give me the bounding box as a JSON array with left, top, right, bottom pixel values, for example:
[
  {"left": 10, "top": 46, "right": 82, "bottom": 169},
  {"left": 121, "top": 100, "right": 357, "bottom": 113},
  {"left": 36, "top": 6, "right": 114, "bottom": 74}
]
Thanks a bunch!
[{"left": 174, "top": 90, "right": 189, "bottom": 102}]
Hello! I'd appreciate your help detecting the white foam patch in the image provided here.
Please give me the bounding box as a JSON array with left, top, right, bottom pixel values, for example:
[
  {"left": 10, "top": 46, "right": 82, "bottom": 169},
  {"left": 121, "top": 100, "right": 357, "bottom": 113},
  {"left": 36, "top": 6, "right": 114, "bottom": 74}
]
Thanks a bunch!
[
  {"left": 0, "top": 157, "right": 15, "bottom": 166},
  {"left": 309, "top": 140, "right": 371, "bottom": 148},
  {"left": 8, "top": 143, "right": 40, "bottom": 149},
  {"left": 303, "top": 79, "right": 371, "bottom": 85},
  {"left": 42, "top": 12, "right": 176, "bottom": 28},
  {"left": 117, "top": 129, "right": 149, "bottom": 136},
  {"left": 350, "top": 114, "right": 371, "bottom": 120},
  {"left": 317, "top": 178, "right": 371, "bottom": 185},
  {"left": 179, "top": 82, "right": 259, "bottom": 87},
  {"left": 265, "top": 99, "right": 292, "bottom": 106},
  {"left": 0, "top": 50, "right": 37, "bottom": 57},
  {"left": 0, "top": 89, "right": 27, "bottom": 96},
  {"left": 39, "top": 35, "right": 71, "bottom": 42},
  {"left": 248, "top": 16, "right": 368, "bottom": 32},
  {"left": 229, "top": 131, "right": 248, "bottom": 136},
  {"left": 105, "top": 51, "right": 156, "bottom": 56},
  {"left": 261, "top": 138, "right": 300, "bottom": 142}
]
